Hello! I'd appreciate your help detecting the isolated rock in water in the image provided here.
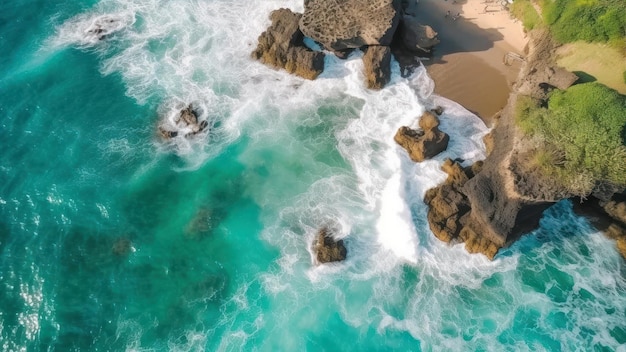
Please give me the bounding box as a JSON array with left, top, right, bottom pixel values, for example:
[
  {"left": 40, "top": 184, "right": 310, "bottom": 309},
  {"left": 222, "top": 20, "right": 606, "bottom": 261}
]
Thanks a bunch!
[
  {"left": 83, "top": 14, "right": 130, "bottom": 43},
  {"left": 394, "top": 112, "right": 449, "bottom": 162},
  {"left": 314, "top": 227, "right": 347, "bottom": 263},
  {"left": 299, "top": 0, "right": 401, "bottom": 51},
  {"left": 363, "top": 46, "right": 392, "bottom": 89},
  {"left": 252, "top": 8, "right": 325, "bottom": 80},
  {"left": 178, "top": 105, "right": 198, "bottom": 126},
  {"left": 397, "top": 15, "right": 439, "bottom": 53},
  {"left": 158, "top": 126, "right": 178, "bottom": 139}
]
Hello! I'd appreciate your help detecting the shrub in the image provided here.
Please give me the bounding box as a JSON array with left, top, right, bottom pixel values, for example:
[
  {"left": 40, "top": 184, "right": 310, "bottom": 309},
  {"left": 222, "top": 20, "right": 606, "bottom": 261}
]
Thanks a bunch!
[
  {"left": 510, "top": 0, "right": 543, "bottom": 31},
  {"left": 542, "top": 0, "right": 626, "bottom": 44},
  {"left": 514, "top": 83, "right": 626, "bottom": 195}
]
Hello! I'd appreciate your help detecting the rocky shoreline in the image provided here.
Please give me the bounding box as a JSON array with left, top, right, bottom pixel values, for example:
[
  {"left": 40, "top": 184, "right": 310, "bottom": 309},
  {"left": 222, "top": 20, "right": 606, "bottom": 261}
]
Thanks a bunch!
[
  {"left": 248, "top": 1, "right": 625, "bottom": 262},
  {"left": 425, "top": 30, "right": 626, "bottom": 259}
]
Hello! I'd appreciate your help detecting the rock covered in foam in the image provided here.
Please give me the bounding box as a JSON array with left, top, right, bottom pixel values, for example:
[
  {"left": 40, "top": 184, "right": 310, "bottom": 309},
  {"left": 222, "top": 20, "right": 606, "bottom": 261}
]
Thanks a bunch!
[
  {"left": 362, "top": 46, "right": 392, "bottom": 90},
  {"left": 82, "top": 14, "right": 132, "bottom": 44},
  {"left": 314, "top": 227, "right": 347, "bottom": 264},
  {"left": 252, "top": 9, "right": 325, "bottom": 80},
  {"left": 158, "top": 104, "right": 209, "bottom": 140},
  {"left": 394, "top": 112, "right": 449, "bottom": 162},
  {"left": 299, "top": 0, "right": 401, "bottom": 51}
]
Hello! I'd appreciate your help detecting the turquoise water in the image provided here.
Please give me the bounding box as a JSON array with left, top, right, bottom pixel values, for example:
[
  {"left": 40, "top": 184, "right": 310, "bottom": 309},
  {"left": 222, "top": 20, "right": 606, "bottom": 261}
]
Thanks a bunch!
[{"left": 1, "top": 0, "right": 625, "bottom": 350}]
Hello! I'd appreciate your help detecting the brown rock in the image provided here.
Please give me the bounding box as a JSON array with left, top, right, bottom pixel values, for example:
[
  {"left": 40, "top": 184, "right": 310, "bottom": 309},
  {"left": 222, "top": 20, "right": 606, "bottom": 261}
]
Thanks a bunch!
[
  {"left": 362, "top": 46, "right": 392, "bottom": 89},
  {"left": 616, "top": 237, "right": 626, "bottom": 259},
  {"left": 418, "top": 111, "right": 440, "bottom": 130},
  {"left": 252, "top": 9, "right": 325, "bottom": 80},
  {"left": 299, "top": 0, "right": 401, "bottom": 51},
  {"left": 158, "top": 126, "right": 178, "bottom": 139},
  {"left": 179, "top": 105, "right": 198, "bottom": 126},
  {"left": 314, "top": 227, "right": 347, "bottom": 263},
  {"left": 394, "top": 125, "right": 449, "bottom": 162}
]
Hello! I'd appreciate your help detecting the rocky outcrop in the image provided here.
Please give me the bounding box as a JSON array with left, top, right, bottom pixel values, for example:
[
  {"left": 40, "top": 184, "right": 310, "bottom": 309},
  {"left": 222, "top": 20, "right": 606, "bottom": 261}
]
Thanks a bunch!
[
  {"left": 424, "top": 159, "right": 504, "bottom": 259},
  {"left": 314, "top": 227, "right": 347, "bottom": 263},
  {"left": 423, "top": 30, "right": 588, "bottom": 259},
  {"left": 299, "top": 0, "right": 401, "bottom": 51},
  {"left": 363, "top": 46, "right": 392, "bottom": 90},
  {"left": 514, "top": 30, "right": 578, "bottom": 100},
  {"left": 394, "top": 112, "right": 449, "bottom": 162},
  {"left": 252, "top": 9, "right": 325, "bottom": 80},
  {"left": 397, "top": 15, "right": 439, "bottom": 54}
]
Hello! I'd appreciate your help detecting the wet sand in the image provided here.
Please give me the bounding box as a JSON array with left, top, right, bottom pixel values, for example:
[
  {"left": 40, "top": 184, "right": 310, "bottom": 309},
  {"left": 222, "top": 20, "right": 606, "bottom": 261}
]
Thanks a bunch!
[{"left": 410, "top": 0, "right": 528, "bottom": 125}]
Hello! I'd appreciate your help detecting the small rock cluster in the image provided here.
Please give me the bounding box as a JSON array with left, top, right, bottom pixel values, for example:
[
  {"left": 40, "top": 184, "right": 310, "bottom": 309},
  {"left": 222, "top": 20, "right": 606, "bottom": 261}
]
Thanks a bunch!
[
  {"left": 158, "top": 104, "right": 209, "bottom": 140},
  {"left": 394, "top": 111, "right": 449, "bottom": 162}
]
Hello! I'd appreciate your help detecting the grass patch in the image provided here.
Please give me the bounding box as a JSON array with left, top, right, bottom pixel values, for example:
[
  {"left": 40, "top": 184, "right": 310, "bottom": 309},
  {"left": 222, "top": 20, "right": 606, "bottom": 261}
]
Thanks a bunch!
[
  {"left": 556, "top": 42, "right": 626, "bottom": 94},
  {"left": 542, "top": 0, "right": 626, "bottom": 46},
  {"left": 515, "top": 83, "right": 626, "bottom": 196},
  {"left": 510, "top": 0, "right": 544, "bottom": 31}
]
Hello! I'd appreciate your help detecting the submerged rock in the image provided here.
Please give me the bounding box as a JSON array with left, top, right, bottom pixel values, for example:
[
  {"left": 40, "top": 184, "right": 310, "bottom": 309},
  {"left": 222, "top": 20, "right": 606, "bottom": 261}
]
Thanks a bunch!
[
  {"left": 252, "top": 9, "right": 325, "bottom": 80},
  {"left": 362, "top": 46, "right": 392, "bottom": 90},
  {"left": 314, "top": 227, "right": 347, "bottom": 264},
  {"left": 299, "top": 0, "right": 401, "bottom": 51},
  {"left": 394, "top": 112, "right": 449, "bottom": 162},
  {"left": 112, "top": 237, "right": 133, "bottom": 256}
]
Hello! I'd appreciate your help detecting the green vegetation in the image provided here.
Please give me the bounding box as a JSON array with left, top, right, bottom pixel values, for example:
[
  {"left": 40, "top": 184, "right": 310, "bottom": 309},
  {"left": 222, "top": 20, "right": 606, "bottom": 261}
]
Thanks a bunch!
[
  {"left": 541, "top": 0, "right": 626, "bottom": 45},
  {"left": 510, "top": 0, "right": 544, "bottom": 31},
  {"left": 515, "top": 83, "right": 626, "bottom": 195}
]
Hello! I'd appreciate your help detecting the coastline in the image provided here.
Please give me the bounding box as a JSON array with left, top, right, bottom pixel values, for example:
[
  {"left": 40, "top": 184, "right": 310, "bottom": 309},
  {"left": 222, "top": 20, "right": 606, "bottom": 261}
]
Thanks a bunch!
[{"left": 412, "top": 0, "right": 528, "bottom": 125}]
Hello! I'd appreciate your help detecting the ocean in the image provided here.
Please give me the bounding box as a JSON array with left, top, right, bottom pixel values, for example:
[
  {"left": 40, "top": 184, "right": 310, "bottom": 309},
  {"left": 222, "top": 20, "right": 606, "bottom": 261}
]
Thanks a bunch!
[{"left": 1, "top": 0, "right": 625, "bottom": 350}]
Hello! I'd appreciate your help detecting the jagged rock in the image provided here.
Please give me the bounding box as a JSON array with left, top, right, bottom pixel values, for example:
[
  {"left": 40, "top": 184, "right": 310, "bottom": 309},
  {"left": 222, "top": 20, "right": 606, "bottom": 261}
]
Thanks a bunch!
[
  {"left": 514, "top": 30, "right": 578, "bottom": 100},
  {"left": 424, "top": 159, "right": 473, "bottom": 243},
  {"left": 459, "top": 225, "right": 499, "bottom": 260},
  {"left": 397, "top": 15, "right": 439, "bottom": 54},
  {"left": 299, "top": 0, "right": 401, "bottom": 51},
  {"left": 394, "top": 112, "right": 449, "bottom": 162},
  {"left": 158, "top": 126, "right": 178, "bottom": 139},
  {"left": 314, "top": 227, "right": 347, "bottom": 263},
  {"left": 362, "top": 46, "right": 392, "bottom": 89},
  {"left": 178, "top": 105, "right": 198, "bottom": 126},
  {"left": 252, "top": 8, "right": 325, "bottom": 80}
]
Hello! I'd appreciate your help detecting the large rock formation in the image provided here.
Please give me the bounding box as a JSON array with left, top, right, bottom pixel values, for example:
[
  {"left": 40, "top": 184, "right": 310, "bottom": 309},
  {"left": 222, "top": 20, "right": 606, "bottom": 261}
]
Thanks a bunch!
[
  {"left": 314, "top": 227, "right": 347, "bottom": 263},
  {"left": 252, "top": 9, "right": 325, "bottom": 80},
  {"left": 299, "top": 0, "right": 401, "bottom": 51},
  {"left": 362, "top": 46, "right": 392, "bottom": 90},
  {"left": 397, "top": 15, "right": 439, "bottom": 54},
  {"left": 423, "top": 30, "right": 626, "bottom": 259},
  {"left": 394, "top": 111, "right": 449, "bottom": 162},
  {"left": 514, "top": 30, "right": 578, "bottom": 100}
]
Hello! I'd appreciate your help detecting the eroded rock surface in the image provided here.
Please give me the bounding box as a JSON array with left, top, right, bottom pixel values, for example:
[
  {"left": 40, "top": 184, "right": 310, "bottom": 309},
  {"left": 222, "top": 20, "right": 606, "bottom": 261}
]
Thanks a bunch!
[
  {"left": 299, "top": 0, "right": 401, "bottom": 51},
  {"left": 252, "top": 8, "right": 325, "bottom": 79},
  {"left": 394, "top": 112, "right": 449, "bottom": 162},
  {"left": 362, "top": 46, "right": 392, "bottom": 90},
  {"left": 314, "top": 227, "right": 347, "bottom": 263}
]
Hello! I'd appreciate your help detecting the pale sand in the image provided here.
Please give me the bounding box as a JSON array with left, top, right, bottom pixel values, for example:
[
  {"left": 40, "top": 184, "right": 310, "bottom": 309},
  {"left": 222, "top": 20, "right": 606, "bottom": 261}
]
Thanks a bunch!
[{"left": 411, "top": 0, "right": 529, "bottom": 125}]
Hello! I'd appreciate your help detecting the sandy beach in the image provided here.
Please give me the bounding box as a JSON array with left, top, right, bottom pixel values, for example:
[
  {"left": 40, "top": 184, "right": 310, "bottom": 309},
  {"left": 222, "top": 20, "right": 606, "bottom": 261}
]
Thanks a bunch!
[{"left": 410, "top": 0, "right": 528, "bottom": 125}]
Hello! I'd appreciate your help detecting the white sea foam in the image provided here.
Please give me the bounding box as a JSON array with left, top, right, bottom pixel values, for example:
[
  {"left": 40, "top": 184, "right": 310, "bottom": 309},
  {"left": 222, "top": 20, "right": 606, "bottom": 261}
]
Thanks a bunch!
[{"left": 52, "top": 0, "right": 626, "bottom": 349}]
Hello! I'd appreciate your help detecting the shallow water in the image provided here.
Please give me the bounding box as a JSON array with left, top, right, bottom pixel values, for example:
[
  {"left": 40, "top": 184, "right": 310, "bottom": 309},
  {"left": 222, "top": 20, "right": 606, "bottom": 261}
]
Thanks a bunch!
[{"left": 1, "top": 0, "right": 625, "bottom": 351}]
